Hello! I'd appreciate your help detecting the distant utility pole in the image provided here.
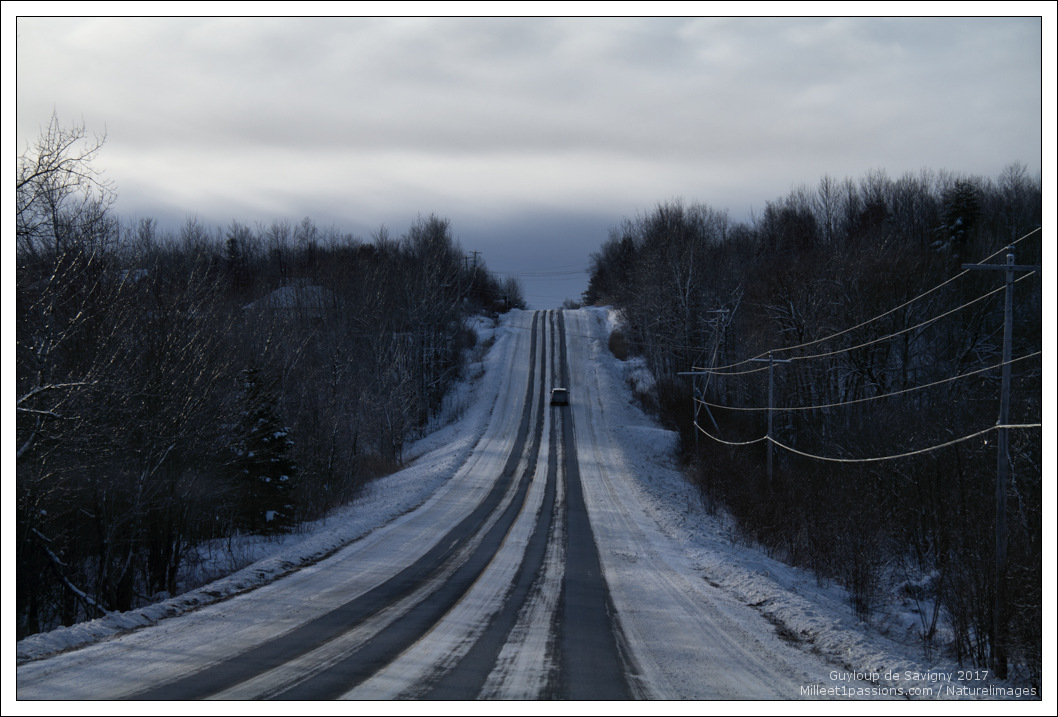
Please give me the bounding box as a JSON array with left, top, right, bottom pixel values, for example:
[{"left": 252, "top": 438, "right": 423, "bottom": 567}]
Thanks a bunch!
[
  {"left": 677, "top": 369, "right": 716, "bottom": 460},
  {"left": 679, "top": 309, "right": 730, "bottom": 463},
  {"left": 749, "top": 351, "right": 792, "bottom": 489},
  {"left": 963, "top": 246, "right": 1041, "bottom": 679},
  {"left": 467, "top": 250, "right": 481, "bottom": 269}
]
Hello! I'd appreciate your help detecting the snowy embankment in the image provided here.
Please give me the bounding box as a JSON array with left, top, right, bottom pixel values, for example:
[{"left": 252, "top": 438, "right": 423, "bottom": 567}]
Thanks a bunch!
[
  {"left": 14, "top": 308, "right": 1043, "bottom": 702},
  {"left": 579, "top": 305, "right": 1042, "bottom": 701},
  {"left": 15, "top": 316, "right": 508, "bottom": 665}
]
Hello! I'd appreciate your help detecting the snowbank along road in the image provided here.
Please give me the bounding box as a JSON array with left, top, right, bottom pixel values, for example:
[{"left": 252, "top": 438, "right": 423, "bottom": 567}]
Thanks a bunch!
[{"left": 17, "top": 309, "right": 842, "bottom": 700}]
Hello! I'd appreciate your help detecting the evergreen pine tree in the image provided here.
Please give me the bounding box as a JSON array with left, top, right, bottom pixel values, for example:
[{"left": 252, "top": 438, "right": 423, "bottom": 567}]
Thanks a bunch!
[
  {"left": 939, "top": 179, "right": 981, "bottom": 251},
  {"left": 230, "top": 365, "right": 298, "bottom": 534}
]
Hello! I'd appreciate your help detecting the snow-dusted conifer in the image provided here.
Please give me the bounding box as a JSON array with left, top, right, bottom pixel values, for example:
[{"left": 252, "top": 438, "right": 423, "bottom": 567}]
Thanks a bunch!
[{"left": 230, "top": 365, "right": 298, "bottom": 534}]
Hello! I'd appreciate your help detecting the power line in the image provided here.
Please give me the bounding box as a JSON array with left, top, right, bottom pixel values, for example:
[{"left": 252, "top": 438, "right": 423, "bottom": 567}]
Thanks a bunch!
[
  {"left": 692, "top": 422, "right": 767, "bottom": 447},
  {"left": 602, "top": 233, "right": 1041, "bottom": 368},
  {"left": 694, "top": 262, "right": 1039, "bottom": 374},
  {"left": 693, "top": 421, "right": 1041, "bottom": 463},
  {"left": 695, "top": 352, "right": 1042, "bottom": 413},
  {"left": 695, "top": 228, "right": 1041, "bottom": 373},
  {"left": 684, "top": 238, "right": 1041, "bottom": 497},
  {"left": 769, "top": 424, "right": 1041, "bottom": 464},
  {"left": 692, "top": 281, "right": 1004, "bottom": 374}
]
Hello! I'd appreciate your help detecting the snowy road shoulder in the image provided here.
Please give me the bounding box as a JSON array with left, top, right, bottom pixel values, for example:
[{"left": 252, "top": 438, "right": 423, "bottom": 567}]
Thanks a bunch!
[
  {"left": 567, "top": 306, "right": 1043, "bottom": 702},
  {"left": 14, "top": 308, "right": 1047, "bottom": 705},
  {"left": 14, "top": 315, "right": 517, "bottom": 667}
]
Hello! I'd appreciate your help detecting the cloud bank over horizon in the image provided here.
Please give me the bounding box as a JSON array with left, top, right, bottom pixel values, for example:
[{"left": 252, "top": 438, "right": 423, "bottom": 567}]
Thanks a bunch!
[{"left": 14, "top": 15, "right": 1047, "bottom": 306}]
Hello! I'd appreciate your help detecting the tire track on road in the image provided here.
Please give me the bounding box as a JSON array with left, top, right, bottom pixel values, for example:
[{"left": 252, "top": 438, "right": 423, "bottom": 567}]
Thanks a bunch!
[
  {"left": 273, "top": 311, "right": 552, "bottom": 700},
  {"left": 131, "top": 312, "right": 545, "bottom": 701},
  {"left": 415, "top": 310, "right": 563, "bottom": 699},
  {"left": 552, "top": 309, "right": 633, "bottom": 700}
]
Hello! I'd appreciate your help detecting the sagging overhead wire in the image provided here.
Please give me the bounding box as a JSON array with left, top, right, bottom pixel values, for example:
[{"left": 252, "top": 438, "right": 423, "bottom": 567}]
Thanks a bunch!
[
  {"left": 694, "top": 420, "right": 1041, "bottom": 463},
  {"left": 692, "top": 227, "right": 1041, "bottom": 374},
  {"left": 768, "top": 423, "right": 1041, "bottom": 464},
  {"left": 694, "top": 352, "right": 1042, "bottom": 413},
  {"left": 696, "top": 272, "right": 1038, "bottom": 375},
  {"left": 692, "top": 421, "right": 768, "bottom": 447}
]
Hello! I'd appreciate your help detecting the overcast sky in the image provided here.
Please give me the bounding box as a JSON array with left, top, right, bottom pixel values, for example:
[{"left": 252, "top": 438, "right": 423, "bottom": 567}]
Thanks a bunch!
[{"left": 12, "top": 8, "right": 1051, "bottom": 307}]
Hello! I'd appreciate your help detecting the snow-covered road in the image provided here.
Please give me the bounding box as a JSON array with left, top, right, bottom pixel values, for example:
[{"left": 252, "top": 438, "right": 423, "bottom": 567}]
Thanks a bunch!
[
  {"left": 562, "top": 309, "right": 832, "bottom": 699},
  {"left": 18, "top": 308, "right": 1006, "bottom": 702}
]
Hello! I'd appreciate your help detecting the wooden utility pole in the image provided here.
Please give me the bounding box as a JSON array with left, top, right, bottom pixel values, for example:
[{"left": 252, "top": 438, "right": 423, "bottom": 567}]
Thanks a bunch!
[
  {"left": 678, "top": 370, "right": 705, "bottom": 457},
  {"left": 749, "top": 352, "right": 791, "bottom": 489},
  {"left": 962, "top": 246, "right": 1040, "bottom": 679},
  {"left": 680, "top": 309, "right": 729, "bottom": 461}
]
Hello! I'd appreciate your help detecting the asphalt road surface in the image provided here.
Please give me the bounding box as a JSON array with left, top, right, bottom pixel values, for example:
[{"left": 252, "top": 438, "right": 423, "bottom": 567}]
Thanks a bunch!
[{"left": 17, "top": 310, "right": 837, "bottom": 700}]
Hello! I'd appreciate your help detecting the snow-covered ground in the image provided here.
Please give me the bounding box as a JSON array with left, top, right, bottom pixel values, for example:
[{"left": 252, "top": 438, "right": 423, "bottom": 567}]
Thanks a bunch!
[
  {"left": 572, "top": 306, "right": 1047, "bottom": 705},
  {"left": 12, "top": 315, "right": 505, "bottom": 667},
  {"left": 11, "top": 308, "right": 1049, "bottom": 709}
]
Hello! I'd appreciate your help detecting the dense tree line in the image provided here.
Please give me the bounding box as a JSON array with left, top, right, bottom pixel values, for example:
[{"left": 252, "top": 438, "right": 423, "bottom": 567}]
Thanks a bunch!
[
  {"left": 15, "top": 117, "right": 524, "bottom": 637},
  {"left": 585, "top": 166, "right": 1042, "bottom": 683}
]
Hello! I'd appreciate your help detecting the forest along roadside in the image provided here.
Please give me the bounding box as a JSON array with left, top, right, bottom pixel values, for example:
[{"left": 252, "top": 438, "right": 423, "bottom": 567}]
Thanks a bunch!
[{"left": 15, "top": 312, "right": 540, "bottom": 699}]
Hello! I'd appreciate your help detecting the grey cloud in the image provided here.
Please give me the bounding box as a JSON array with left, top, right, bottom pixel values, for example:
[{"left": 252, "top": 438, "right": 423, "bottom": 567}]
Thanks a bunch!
[{"left": 15, "top": 15, "right": 1044, "bottom": 285}]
